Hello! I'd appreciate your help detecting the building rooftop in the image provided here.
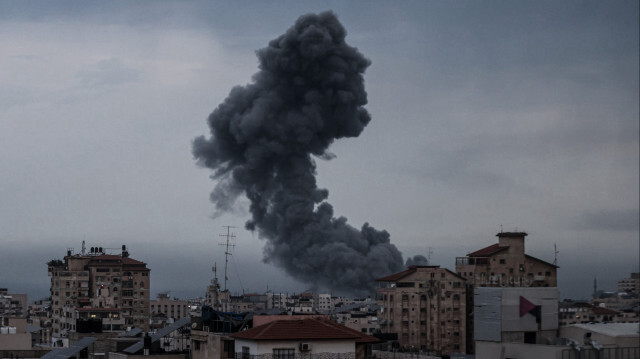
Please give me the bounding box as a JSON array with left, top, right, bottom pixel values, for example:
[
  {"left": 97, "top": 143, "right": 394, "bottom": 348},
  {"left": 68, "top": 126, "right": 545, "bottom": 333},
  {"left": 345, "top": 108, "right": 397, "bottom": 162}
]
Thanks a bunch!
[
  {"left": 496, "top": 232, "right": 528, "bottom": 237},
  {"left": 375, "top": 265, "right": 441, "bottom": 282},
  {"left": 467, "top": 243, "right": 508, "bottom": 257},
  {"left": 231, "top": 318, "right": 378, "bottom": 343},
  {"left": 569, "top": 323, "right": 640, "bottom": 338}
]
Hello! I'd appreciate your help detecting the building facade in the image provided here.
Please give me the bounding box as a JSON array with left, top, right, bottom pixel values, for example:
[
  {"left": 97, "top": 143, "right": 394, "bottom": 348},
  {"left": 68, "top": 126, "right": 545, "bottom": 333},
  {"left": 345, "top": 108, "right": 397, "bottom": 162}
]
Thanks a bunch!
[
  {"left": 455, "top": 232, "right": 558, "bottom": 353},
  {"left": 376, "top": 265, "right": 467, "bottom": 355},
  {"left": 48, "top": 245, "right": 150, "bottom": 338},
  {"left": 150, "top": 293, "right": 190, "bottom": 321},
  {"left": 455, "top": 232, "right": 558, "bottom": 288},
  {"left": 618, "top": 273, "right": 640, "bottom": 295}
]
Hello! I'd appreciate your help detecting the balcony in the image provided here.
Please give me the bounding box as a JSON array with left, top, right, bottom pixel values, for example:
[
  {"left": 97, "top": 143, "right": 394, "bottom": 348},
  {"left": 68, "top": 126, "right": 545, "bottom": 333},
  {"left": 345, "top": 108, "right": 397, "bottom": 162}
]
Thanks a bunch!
[{"left": 455, "top": 257, "right": 489, "bottom": 266}]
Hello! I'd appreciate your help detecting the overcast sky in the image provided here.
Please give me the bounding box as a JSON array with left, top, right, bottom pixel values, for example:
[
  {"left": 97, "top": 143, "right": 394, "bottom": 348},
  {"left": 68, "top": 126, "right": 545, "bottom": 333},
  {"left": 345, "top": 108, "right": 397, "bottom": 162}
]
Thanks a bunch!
[{"left": 1, "top": 1, "right": 638, "bottom": 301}]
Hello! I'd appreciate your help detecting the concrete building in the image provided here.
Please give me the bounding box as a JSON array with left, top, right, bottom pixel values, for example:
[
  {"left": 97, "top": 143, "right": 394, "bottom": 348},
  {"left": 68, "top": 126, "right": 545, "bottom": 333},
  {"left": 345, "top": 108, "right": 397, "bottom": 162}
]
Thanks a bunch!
[
  {"left": 455, "top": 231, "right": 558, "bottom": 353},
  {"left": 150, "top": 293, "right": 189, "bottom": 321},
  {"left": 48, "top": 245, "right": 150, "bottom": 339},
  {"left": 474, "top": 287, "right": 561, "bottom": 359},
  {"left": 0, "top": 289, "right": 28, "bottom": 318},
  {"left": 0, "top": 317, "right": 32, "bottom": 350},
  {"left": 231, "top": 318, "right": 379, "bottom": 359},
  {"left": 618, "top": 273, "right": 640, "bottom": 295},
  {"left": 455, "top": 232, "right": 558, "bottom": 288},
  {"left": 376, "top": 265, "right": 467, "bottom": 356},
  {"left": 559, "top": 322, "right": 640, "bottom": 349}
]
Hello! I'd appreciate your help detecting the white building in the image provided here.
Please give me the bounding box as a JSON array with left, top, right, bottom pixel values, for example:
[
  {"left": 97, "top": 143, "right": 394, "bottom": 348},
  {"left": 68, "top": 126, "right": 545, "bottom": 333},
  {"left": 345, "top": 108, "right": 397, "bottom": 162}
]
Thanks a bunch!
[{"left": 231, "top": 318, "right": 378, "bottom": 359}]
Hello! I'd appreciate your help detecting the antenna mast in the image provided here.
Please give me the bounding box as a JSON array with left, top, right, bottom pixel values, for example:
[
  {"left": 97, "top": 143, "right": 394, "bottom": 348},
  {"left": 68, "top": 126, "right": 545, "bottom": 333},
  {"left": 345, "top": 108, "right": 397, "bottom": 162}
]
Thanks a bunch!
[
  {"left": 553, "top": 243, "right": 559, "bottom": 266},
  {"left": 219, "top": 226, "right": 236, "bottom": 292}
]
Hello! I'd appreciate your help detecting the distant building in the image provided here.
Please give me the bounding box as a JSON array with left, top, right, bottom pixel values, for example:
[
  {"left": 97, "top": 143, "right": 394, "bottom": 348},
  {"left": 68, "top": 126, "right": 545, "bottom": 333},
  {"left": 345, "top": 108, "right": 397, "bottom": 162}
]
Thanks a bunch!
[
  {"left": 150, "top": 293, "right": 189, "bottom": 321},
  {"left": 0, "top": 288, "right": 28, "bottom": 318},
  {"left": 618, "top": 273, "right": 640, "bottom": 295},
  {"left": 559, "top": 300, "right": 639, "bottom": 326},
  {"left": 376, "top": 265, "right": 467, "bottom": 356},
  {"left": 48, "top": 245, "right": 150, "bottom": 339}
]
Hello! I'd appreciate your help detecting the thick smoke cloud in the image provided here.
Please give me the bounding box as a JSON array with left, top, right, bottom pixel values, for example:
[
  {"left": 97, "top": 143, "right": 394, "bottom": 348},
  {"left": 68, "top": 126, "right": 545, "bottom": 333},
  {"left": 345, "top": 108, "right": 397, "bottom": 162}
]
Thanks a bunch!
[
  {"left": 405, "top": 255, "right": 429, "bottom": 267},
  {"left": 193, "top": 11, "right": 404, "bottom": 296}
]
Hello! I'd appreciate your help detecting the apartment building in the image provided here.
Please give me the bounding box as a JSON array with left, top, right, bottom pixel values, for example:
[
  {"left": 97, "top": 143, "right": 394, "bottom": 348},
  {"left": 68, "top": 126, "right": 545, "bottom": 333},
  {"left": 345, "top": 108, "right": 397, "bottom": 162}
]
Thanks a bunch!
[
  {"left": 48, "top": 245, "right": 150, "bottom": 338},
  {"left": 376, "top": 265, "right": 466, "bottom": 356},
  {"left": 618, "top": 273, "right": 640, "bottom": 295},
  {"left": 455, "top": 232, "right": 558, "bottom": 288},
  {"left": 150, "top": 292, "right": 189, "bottom": 320},
  {"left": 455, "top": 232, "right": 558, "bottom": 353},
  {"left": 0, "top": 289, "right": 28, "bottom": 318}
]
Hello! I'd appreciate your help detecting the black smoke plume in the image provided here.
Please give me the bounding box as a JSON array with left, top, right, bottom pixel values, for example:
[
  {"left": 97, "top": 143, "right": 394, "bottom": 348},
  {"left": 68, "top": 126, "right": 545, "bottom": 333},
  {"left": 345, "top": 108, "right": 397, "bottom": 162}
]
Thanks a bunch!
[
  {"left": 405, "top": 255, "right": 429, "bottom": 267},
  {"left": 192, "top": 11, "right": 403, "bottom": 296}
]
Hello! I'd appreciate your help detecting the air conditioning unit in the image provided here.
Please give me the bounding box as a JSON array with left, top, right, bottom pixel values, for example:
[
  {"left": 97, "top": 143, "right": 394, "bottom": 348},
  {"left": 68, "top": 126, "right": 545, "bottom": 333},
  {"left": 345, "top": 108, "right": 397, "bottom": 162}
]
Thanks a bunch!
[{"left": 300, "top": 343, "right": 311, "bottom": 351}]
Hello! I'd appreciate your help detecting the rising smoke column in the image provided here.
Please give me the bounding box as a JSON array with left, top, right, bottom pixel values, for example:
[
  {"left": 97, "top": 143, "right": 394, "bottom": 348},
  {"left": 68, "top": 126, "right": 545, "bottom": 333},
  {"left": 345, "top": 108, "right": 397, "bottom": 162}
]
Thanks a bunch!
[{"left": 192, "top": 11, "right": 404, "bottom": 295}]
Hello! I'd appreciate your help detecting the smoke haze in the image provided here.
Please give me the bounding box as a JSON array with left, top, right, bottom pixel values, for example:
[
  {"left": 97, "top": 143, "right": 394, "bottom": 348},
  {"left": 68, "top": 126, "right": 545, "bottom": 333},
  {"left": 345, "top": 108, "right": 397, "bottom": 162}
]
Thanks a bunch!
[{"left": 193, "top": 11, "right": 404, "bottom": 296}]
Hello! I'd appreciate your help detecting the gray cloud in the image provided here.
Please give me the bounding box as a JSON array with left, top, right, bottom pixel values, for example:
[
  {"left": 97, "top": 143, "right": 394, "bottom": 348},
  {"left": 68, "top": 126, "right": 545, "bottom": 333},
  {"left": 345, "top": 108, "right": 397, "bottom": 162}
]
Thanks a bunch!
[
  {"left": 576, "top": 209, "right": 639, "bottom": 232},
  {"left": 77, "top": 58, "right": 141, "bottom": 87}
]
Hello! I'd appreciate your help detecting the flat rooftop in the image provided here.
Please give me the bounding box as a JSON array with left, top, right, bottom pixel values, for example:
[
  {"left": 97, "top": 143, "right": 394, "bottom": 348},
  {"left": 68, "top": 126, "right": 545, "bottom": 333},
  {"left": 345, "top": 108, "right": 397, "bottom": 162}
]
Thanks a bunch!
[{"left": 570, "top": 323, "right": 640, "bottom": 337}]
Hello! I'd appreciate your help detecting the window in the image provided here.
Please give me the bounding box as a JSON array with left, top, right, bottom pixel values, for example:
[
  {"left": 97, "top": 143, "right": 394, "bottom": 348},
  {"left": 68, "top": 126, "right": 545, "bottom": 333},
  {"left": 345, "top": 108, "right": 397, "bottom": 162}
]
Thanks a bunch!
[
  {"left": 272, "top": 349, "right": 294, "bottom": 359},
  {"left": 499, "top": 259, "right": 505, "bottom": 264},
  {"left": 524, "top": 332, "right": 536, "bottom": 344}
]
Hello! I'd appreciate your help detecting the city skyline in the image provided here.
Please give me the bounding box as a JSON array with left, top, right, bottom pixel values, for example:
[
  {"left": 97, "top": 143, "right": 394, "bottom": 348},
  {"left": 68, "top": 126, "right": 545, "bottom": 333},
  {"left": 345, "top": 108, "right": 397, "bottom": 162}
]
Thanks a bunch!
[{"left": 1, "top": 1, "right": 638, "bottom": 301}]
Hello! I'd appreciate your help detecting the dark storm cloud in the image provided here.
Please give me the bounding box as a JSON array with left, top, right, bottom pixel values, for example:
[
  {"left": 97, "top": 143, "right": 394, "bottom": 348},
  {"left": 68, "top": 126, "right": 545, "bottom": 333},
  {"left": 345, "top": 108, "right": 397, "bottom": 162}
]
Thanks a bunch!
[
  {"left": 576, "top": 209, "right": 639, "bottom": 232},
  {"left": 193, "top": 11, "right": 403, "bottom": 296}
]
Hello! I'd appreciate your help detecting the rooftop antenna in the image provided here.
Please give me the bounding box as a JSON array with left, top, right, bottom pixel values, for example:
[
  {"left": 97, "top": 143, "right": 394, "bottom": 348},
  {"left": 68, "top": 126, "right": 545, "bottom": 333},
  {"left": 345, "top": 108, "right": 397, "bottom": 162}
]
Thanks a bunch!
[
  {"left": 553, "top": 243, "right": 559, "bottom": 266},
  {"left": 500, "top": 224, "right": 503, "bottom": 233},
  {"left": 427, "top": 247, "right": 433, "bottom": 262},
  {"left": 219, "top": 226, "right": 236, "bottom": 292},
  {"left": 81, "top": 240, "right": 86, "bottom": 255}
]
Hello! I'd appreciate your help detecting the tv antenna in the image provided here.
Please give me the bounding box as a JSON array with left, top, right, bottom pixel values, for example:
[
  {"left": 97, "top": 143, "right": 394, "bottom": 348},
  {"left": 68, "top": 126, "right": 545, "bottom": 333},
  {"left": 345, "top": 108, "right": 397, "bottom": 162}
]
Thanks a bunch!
[
  {"left": 553, "top": 243, "right": 559, "bottom": 266},
  {"left": 219, "top": 226, "right": 236, "bottom": 292},
  {"left": 427, "top": 247, "right": 433, "bottom": 262}
]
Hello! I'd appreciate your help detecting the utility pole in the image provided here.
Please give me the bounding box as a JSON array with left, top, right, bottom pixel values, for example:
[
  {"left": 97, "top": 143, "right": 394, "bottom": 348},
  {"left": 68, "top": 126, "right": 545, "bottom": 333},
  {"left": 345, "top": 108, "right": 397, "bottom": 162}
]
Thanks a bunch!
[{"left": 219, "top": 226, "right": 236, "bottom": 292}]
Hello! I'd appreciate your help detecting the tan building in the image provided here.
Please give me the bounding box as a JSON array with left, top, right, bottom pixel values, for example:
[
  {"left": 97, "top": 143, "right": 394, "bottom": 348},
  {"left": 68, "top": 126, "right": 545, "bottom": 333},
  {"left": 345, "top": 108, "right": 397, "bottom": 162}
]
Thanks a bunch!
[
  {"left": 455, "top": 232, "right": 558, "bottom": 288},
  {"left": 376, "top": 265, "right": 466, "bottom": 356},
  {"left": 150, "top": 293, "right": 189, "bottom": 320},
  {"left": 618, "top": 272, "right": 640, "bottom": 295},
  {"left": 48, "top": 245, "right": 150, "bottom": 338},
  {"left": 456, "top": 232, "right": 558, "bottom": 353}
]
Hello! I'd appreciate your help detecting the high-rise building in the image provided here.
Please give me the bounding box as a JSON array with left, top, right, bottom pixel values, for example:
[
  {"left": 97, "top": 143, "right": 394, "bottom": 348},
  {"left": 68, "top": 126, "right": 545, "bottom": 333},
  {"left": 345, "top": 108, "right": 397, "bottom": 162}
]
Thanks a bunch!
[
  {"left": 376, "top": 265, "right": 467, "bottom": 356},
  {"left": 48, "top": 245, "right": 150, "bottom": 338}
]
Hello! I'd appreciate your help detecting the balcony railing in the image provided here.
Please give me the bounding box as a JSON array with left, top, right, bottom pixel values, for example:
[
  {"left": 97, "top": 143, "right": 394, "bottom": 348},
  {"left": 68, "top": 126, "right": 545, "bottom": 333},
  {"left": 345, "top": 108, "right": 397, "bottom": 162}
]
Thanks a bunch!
[{"left": 455, "top": 257, "right": 488, "bottom": 266}]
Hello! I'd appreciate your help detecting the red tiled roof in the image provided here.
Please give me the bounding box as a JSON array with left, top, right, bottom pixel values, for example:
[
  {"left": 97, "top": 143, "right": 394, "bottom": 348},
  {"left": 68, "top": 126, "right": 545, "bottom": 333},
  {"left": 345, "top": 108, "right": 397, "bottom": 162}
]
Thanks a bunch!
[
  {"left": 467, "top": 243, "right": 508, "bottom": 257},
  {"left": 231, "top": 318, "right": 378, "bottom": 343}
]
